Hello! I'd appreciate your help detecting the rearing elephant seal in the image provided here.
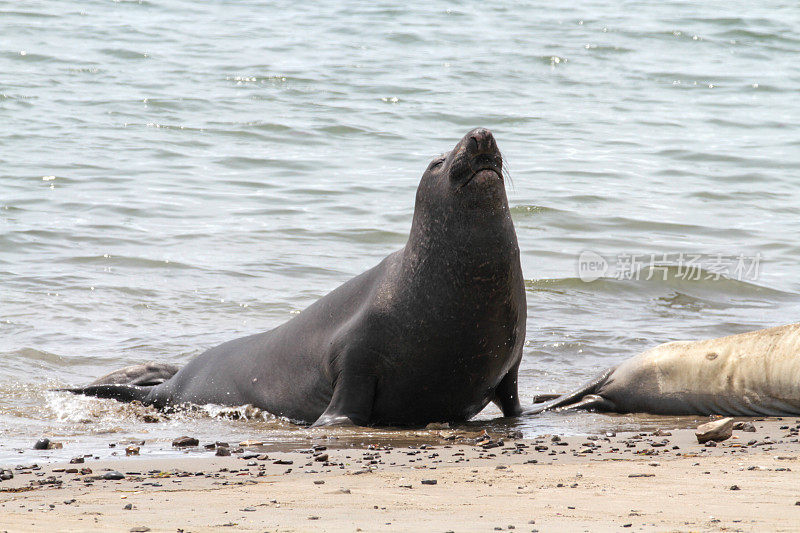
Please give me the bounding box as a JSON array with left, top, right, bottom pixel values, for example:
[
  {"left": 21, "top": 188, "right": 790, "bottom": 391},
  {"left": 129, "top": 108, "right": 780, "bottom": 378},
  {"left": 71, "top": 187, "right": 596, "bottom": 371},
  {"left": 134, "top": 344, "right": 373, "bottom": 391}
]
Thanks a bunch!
[
  {"left": 526, "top": 323, "right": 800, "bottom": 417},
  {"left": 70, "top": 128, "right": 527, "bottom": 427}
]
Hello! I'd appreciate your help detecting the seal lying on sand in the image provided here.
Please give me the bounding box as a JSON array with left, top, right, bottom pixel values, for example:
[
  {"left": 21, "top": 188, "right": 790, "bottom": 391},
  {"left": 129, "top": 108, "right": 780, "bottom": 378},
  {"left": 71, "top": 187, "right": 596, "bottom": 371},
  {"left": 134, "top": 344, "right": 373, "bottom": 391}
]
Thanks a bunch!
[
  {"left": 68, "top": 128, "right": 527, "bottom": 427},
  {"left": 526, "top": 323, "right": 800, "bottom": 416}
]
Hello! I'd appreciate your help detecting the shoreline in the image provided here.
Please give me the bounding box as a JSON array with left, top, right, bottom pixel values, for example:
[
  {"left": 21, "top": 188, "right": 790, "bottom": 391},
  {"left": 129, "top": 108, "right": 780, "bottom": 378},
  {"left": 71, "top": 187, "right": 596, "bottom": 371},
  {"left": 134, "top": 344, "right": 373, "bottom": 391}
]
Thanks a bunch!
[{"left": 2, "top": 419, "right": 800, "bottom": 532}]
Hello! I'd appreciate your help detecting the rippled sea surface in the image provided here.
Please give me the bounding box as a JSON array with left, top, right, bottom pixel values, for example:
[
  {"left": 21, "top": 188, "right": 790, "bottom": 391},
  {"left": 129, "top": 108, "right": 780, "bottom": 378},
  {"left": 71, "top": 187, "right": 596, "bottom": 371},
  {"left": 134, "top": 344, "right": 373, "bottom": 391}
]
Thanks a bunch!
[{"left": 2, "top": 1, "right": 799, "bottom": 463}]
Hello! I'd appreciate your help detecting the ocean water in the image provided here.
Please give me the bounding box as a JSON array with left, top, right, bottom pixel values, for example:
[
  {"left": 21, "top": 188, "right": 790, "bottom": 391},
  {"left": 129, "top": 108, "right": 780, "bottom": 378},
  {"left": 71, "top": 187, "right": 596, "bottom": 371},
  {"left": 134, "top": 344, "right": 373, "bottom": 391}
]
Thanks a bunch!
[{"left": 2, "top": 1, "right": 799, "bottom": 463}]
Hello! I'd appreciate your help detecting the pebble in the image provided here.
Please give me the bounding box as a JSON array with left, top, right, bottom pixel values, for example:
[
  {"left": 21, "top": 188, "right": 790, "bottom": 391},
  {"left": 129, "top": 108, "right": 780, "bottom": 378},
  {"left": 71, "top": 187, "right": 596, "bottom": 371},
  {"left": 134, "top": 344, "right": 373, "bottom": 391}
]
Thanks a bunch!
[
  {"left": 216, "top": 447, "right": 231, "bottom": 457},
  {"left": 129, "top": 528, "right": 151, "bottom": 532},
  {"left": 730, "top": 485, "right": 740, "bottom": 491},
  {"left": 421, "top": 479, "right": 437, "bottom": 485},
  {"left": 33, "top": 438, "right": 50, "bottom": 450},
  {"left": 101, "top": 471, "right": 125, "bottom": 480},
  {"left": 124, "top": 503, "right": 133, "bottom": 510}
]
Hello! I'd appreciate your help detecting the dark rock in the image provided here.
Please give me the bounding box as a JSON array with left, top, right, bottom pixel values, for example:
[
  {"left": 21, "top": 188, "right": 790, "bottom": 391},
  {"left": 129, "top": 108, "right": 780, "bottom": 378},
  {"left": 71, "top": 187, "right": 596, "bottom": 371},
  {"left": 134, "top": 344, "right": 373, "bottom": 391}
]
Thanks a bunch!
[
  {"left": 172, "top": 436, "right": 199, "bottom": 447},
  {"left": 34, "top": 438, "right": 50, "bottom": 450},
  {"left": 733, "top": 421, "right": 756, "bottom": 432},
  {"left": 314, "top": 454, "right": 329, "bottom": 462},
  {"left": 102, "top": 471, "right": 125, "bottom": 480},
  {"left": 730, "top": 485, "right": 740, "bottom": 490},
  {"left": 215, "top": 447, "right": 231, "bottom": 457},
  {"left": 421, "top": 479, "right": 437, "bottom": 485},
  {"left": 70, "top": 456, "right": 85, "bottom": 464},
  {"left": 123, "top": 503, "right": 133, "bottom": 510}
]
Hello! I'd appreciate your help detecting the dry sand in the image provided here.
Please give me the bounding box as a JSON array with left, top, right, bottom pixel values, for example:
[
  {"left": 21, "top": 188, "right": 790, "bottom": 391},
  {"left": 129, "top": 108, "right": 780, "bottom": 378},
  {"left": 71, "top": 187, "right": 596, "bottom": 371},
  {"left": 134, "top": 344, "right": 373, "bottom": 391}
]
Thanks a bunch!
[{"left": 2, "top": 419, "right": 800, "bottom": 532}]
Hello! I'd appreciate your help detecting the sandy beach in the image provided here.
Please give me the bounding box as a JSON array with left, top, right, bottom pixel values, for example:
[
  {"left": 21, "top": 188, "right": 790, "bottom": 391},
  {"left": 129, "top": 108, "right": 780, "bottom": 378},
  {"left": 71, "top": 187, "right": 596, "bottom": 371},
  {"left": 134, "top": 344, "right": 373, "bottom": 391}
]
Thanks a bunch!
[{"left": 2, "top": 418, "right": 799, "bottom": 532}]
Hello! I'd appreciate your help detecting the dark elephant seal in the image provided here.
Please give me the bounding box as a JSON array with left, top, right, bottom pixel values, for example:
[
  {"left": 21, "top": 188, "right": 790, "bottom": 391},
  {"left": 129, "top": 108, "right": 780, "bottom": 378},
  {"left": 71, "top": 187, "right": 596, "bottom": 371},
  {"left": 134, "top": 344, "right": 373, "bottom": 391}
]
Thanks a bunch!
[
  {"left": 69, "top": 128, "right": 527, "bottom": 427},
  {"left": 525, "top": 323, "right": 800, "bottom": 417}
]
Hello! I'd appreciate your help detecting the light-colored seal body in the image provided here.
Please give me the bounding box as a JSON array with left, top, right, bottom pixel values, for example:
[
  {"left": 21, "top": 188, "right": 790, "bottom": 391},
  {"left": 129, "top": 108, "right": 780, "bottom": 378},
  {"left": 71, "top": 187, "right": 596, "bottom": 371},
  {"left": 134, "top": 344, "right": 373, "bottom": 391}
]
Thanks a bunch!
[{"left": 527, "top": 323, "right": 800, "bottom": 416}]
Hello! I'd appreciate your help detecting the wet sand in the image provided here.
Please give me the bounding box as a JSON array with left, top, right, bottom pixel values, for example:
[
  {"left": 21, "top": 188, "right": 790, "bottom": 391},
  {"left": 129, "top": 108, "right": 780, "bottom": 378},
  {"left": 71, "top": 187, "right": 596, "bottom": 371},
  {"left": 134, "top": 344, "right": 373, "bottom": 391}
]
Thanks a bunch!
[{"left": 2, "top": 419, "right": 800, "bottom": 532}]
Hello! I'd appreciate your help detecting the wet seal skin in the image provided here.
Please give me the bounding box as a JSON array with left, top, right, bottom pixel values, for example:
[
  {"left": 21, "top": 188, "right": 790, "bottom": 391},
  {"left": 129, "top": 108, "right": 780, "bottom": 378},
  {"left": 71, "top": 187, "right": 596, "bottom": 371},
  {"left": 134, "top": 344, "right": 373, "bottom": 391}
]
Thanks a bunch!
[
  {"left": 526, "top": 323, "right": 800, "bottom": 417},
  {"left": 67, "top": 128, "right": 527, "bottom": 427}
]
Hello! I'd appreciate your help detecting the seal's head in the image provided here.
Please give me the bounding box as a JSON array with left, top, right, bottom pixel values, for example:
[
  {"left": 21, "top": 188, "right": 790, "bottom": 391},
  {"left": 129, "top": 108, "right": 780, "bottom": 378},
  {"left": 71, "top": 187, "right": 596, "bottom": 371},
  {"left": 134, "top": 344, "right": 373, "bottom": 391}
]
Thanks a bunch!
[{"left": 411, "top": 128, "right": 510, "bottom": 240}]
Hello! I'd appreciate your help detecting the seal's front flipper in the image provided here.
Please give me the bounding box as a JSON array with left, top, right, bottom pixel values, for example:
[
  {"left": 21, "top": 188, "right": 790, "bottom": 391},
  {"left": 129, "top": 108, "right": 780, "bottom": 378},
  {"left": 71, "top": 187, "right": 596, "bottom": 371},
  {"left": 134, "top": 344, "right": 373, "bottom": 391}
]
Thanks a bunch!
[
  {"left": 312, "top": 374, "right": 377, "bottom": 427},
  {"left": 61, "top": 384, "right": 153, "bottom": 404},
  {"left": 522, "top": 368, "right": 615, "bottom": 415},
  {"left": 492, "top": 366, "right": 523, "bottom": 417},
  {"left": 88, "top": 362, "right": 180, "bottom": 387}
]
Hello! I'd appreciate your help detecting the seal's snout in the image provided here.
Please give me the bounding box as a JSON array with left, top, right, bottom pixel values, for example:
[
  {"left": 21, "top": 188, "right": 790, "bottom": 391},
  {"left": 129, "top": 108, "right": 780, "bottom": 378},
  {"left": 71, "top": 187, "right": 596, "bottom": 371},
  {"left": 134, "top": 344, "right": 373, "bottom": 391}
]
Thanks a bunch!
[{"left": 467, "top": 128, "right": 498, "bottom": 156}]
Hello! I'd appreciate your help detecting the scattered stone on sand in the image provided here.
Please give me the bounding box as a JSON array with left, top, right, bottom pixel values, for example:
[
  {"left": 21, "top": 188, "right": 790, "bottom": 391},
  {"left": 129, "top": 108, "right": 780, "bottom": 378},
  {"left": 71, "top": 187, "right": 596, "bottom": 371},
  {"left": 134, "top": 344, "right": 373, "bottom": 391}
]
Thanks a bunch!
[
  {"left": 421, "top": 479, "right": 437, "bottom": 485},
  {"left": 69, "top": 457, "right": 84, "bottom": 464},
  {"left": 33, "top": 438, "right": 61, "bottom": 450},
  {"left": 172, "top": 436, "right": 199, "bottom": 447},
  {"left": 733, "top": 421, "right": 756, "bottom": 432},
  {"left": 216, "top": 447, "right": 231, "bottom": 457},
  {"left": 426, "top": 422, "right": 450, "bottom": 430},
  {"left": 239, "top": 440, "right": 264, "bottom": 447},
  {"left": 314, "top": 453, "right": 329, "bottom": 462},
  {"left": 124, "top": 503, "right": 133, "bottom": 510},
  {"left": 130, "top": 527, "right": 151, "bottom": 532},
  {"left": 0, "top": 469, "right": 14, "bottom": 481},
  {"left": 730, "top": 485, "right": 740, "bottom": 491},
  {"left": 101, "top": 471, "right": 125, "bottom": 480},
  {"left": 126, "top": 446, "right": 140, "bottom": 456},
  {"left": 695, "top": 418, "right": 733, "bottom": 444}
]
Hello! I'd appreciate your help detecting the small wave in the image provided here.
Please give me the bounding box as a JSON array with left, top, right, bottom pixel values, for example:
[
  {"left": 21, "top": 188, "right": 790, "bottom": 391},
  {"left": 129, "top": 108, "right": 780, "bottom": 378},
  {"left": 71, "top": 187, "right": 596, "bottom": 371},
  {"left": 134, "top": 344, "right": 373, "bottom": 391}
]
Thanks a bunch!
[{"left": 526, "top": 265, "right": 797, "bottom": 308}]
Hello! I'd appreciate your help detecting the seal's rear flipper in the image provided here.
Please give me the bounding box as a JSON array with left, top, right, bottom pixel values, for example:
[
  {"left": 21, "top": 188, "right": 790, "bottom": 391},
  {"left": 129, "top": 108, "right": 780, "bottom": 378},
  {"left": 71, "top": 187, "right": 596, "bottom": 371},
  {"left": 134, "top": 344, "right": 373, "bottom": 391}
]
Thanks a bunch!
[
  {"left": 554, "top": 393, "right": 616, "bottom": 412},
  {"left": 60, "top": 384, "right": 152, "bottom": 404},
  {"left": 522, "top": 368, "right": 615, "bottom": 415},
  {"left": 88, "top": 362, "right": 179, "bottom": 387}
]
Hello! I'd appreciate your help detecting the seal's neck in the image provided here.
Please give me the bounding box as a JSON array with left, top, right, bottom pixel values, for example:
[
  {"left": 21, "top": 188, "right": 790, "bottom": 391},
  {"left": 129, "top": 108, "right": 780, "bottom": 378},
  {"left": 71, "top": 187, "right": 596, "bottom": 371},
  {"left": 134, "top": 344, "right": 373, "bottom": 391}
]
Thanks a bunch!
[{"left": 404, "top": 202, "right": 520, "bottom": 279}]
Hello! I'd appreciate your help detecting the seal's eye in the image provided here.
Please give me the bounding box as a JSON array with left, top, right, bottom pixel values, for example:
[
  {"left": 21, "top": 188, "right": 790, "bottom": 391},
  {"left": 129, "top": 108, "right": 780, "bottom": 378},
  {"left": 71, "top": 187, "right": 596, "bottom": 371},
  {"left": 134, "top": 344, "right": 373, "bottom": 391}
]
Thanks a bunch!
[{"left": 429, "top": 158, "right": 445, "bottom": 170}]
